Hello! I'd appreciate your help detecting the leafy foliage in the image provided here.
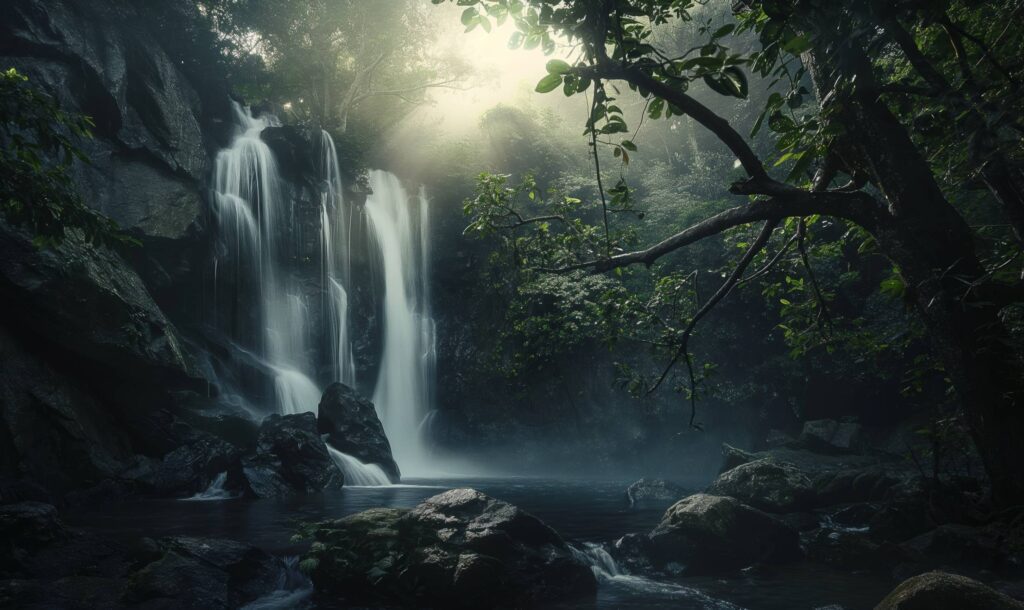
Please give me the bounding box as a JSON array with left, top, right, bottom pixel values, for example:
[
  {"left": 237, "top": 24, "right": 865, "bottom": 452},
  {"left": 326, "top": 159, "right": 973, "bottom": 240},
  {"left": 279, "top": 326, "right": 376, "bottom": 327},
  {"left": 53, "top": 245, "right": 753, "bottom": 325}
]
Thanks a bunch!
[{"left": 0, "top": 68, "right": 128, "bottom": 248}]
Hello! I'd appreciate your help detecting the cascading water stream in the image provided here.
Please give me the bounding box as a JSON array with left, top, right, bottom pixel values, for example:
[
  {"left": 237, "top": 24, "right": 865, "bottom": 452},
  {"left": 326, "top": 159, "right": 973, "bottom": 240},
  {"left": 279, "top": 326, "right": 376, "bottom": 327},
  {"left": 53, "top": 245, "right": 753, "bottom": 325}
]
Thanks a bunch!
[
  {"left": 365, "top": 170, "right": 437, "bottom": 474},
  {"left": 319, "top": 130, "right": 357, "bottom": 388},
  {"left": 213, "top": 103, "right": 438, "bottom": 476},
  {"left": 326, "top": 446, "right": 392, "bottom": 486},
  {"left": 212, "top": 101, "right": 320, "bottom": 415}
]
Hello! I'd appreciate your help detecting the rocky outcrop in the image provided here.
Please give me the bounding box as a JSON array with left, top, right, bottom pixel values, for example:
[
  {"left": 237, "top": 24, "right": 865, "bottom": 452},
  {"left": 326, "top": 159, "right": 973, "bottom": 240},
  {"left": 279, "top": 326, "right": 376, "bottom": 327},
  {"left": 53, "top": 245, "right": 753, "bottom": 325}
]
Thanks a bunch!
[
  {"left": 241, "top": 413, "right": 344, "bottom": 497},
  {"left": 0, "top": 0, "right": 230, "bottom": 241},
  {"left": 317, "top": 383, "right": 400, "bottom": 481},
  {"left": 0, "top": 222, "right": 211, "bottom": 498},
  {"left": 875, "top": 571, "right": 1024, "bottom": 610},
  {"left": 0, "top": 222, "right": 199, "bottom": 386},
  {"left": 0, "top": 504, "right": 295, "bottom": 610},
  {"left": 626, "top": 478, "right": 686, "bottom": 507},
  {"left": 122, "top": 537, "right": 285, "bottom": 608},
  {"left": 647, "top": 493, "right": 801, "bottom": 573},
  {"left": 707, "top": 458, "right": 816, "bottom": 513},
  {"left": 300, "top": 488, "right": 597, "bottom": 608}
]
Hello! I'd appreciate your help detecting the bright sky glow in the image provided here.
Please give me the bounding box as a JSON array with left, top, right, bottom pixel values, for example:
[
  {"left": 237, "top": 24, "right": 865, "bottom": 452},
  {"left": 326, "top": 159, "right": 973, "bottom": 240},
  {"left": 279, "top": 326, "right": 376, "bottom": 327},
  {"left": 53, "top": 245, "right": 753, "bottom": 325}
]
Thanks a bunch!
[{"left": 404, "top": 5, "right": 580, "bottom": 138}]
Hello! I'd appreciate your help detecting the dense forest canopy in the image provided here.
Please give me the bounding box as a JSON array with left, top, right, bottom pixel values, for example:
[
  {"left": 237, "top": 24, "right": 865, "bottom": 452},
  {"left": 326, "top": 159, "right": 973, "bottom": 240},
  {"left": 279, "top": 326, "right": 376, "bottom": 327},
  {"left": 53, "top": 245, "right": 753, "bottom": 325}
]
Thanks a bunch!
[
  {"left": 421, "top": 0, "right": 1024, "bottom": 505},
  {"left": 4, "top": 0, "right": 1024, "bottom": 607},
  {"left": 4, "top": 0, "right": 1022, "bottom": 501}
]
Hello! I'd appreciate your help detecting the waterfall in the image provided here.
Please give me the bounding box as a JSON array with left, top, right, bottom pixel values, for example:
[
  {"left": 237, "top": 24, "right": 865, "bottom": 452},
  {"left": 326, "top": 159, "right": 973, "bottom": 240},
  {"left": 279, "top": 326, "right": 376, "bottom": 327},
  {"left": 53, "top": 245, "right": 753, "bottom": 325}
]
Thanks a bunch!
[
  {"left": 212, "top": 101, "right": 320, "bottom": 415},
  {"left": 326, "top": 446, "right": 392, "bottom": 486},
  {"left": 365, "top": 170, "right": 437, "bottom": 474},
  {"left": 319, "top": 131, "right": 357, "bottom": 388},
  {"left": 212, "top": 103, "right": 438, "bottom": 473}
]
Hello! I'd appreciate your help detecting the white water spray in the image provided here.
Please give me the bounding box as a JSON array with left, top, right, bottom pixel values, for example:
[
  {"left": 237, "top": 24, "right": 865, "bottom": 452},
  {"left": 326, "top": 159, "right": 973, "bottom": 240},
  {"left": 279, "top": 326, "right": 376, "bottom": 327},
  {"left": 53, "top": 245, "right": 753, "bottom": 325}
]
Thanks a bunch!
[
  {"left": 327, "top": 446, "right": 392, "bottom": 486},
  {"left": 213, "top": 104, "right": 439, "bottom": 474},
  {"left": 365, "top": 170, "right": 437, "bottom": 473},
  {"left": 212, "top": 102, "right": 320, "bottom": 415},
  {"left": 319, "top": 131, "right": 357, "bottom": 387}
]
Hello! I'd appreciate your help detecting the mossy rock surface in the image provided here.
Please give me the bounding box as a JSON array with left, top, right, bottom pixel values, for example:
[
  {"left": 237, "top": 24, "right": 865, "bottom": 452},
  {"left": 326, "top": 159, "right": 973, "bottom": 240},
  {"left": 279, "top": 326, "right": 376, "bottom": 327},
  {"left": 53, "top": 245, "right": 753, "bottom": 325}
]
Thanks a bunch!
[{"left": 300, "top": 489, "right": 596, "bottom": 609}]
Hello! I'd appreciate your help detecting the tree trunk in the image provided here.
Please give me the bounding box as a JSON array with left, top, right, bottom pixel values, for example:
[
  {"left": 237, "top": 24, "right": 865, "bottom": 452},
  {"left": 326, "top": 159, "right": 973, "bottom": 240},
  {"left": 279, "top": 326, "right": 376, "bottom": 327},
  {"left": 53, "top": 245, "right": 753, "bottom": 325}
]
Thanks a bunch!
[{"left": 803, "top": 20, "right": 1024, "bottom": 507}]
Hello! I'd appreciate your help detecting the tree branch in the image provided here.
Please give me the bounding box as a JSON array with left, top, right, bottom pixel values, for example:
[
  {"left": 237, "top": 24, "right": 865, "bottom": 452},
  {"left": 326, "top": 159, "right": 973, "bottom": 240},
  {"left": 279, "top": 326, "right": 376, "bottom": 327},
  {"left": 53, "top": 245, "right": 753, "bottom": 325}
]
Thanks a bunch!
[
  {"left": 543, "top": 192, "right": 883, "bottom": 274},
  {"left": 575, "top": 63, "right": 773, "bottom": 183},
  {"left": 646, "top": 220, "right": 780, "bottom": 428}
]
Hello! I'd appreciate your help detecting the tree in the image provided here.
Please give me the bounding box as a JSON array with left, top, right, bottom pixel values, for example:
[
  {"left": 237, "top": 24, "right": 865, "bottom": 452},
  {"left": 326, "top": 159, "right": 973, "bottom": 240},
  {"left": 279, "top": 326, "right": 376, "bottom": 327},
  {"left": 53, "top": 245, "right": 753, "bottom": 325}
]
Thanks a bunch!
[
  {"left": 204, "top": 0, "right": 465, "bottom": 132},
  {"left": 438, "top": 0, "right": 1024, "bottom": 507},
  {"left": 0, "top": 68, "right": 126, "bottom": 247}
]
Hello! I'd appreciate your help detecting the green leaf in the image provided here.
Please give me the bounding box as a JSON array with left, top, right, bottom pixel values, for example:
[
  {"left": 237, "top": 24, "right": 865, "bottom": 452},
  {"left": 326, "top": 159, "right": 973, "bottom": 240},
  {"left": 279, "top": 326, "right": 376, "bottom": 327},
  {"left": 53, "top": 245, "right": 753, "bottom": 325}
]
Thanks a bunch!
[
  {"left": 702, "top": 67, "right": 748, "bottom": 99},
  {"left": 545, "top": 59, "right": 571, "bottom": 74},
  {"left": 460, "top": 7, "right": 477, "bottom": 26},
  {"left": 535, "top": 73, "right": 562, "bottom": 93},
  {"left": 712, "top": 24, "right": 735, "bottom": 39}
]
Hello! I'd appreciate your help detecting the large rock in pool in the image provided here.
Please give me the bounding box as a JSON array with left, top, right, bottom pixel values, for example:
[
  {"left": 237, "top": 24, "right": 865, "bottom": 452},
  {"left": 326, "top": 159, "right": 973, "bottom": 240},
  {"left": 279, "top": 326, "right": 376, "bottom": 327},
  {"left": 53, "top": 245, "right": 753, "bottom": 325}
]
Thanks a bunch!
[
  {"left": 317, "top": 383, "right": 400, "bottom": 481},
  {"left": 875, "top": 571, "right": 1024, "bottom": 609},
  {"left": 300, "top": 488, "right": 597, "bottom": 608},
  {"left": 648, "top": 493, "right": 801, "bottom": 573},
  {"left": 241, "top": 413, "right": 344, "bottom": 497},
  {"left": 707, "top": 458, "right": 815, "bottom": 513},
  {"left": 626, "top": 478, "right": 685, "bottom": 506}
]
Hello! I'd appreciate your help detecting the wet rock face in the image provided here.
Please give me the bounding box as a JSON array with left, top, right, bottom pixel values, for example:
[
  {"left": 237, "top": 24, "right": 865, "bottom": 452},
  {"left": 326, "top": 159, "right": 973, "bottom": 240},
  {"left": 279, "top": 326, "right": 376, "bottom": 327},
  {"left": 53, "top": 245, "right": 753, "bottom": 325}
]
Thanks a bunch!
[
  {"left": 0, "top": 222, "right": 209, "bottom": 497},
  {"left": 241, "top": 413, "right": 345, "bottom": 497},
  {"left": 301, "top": 488, "right": 597, "bottom": 609},
  {"left": 123, "top": 537, "right": 284, "bottom": 609},
  {"left": 0, "top": 0, "right": 225, "bottom": 241},
  {"left": 875, "top": 571, "right": 1024, "bottom": 610},
  {"left": 317, "top": 383, "right": 400, "bottom": 481},
  {"left": 707, "top": 458, "right": 816, "bottom": 513},
  {"left": 0, "top": 222, "right": 199, "bottom": 386},
  {"left": 0, "top": 515, "right": 290, "bottom": 610},
  {"left": 648, "top": 493, "right": 802, "bottom": 573}
]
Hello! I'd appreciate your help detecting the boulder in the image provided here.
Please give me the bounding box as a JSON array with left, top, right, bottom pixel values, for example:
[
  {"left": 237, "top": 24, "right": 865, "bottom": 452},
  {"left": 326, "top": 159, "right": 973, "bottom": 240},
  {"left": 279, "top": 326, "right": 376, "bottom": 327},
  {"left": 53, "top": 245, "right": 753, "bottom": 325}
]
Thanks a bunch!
[
  {"left": 150, "top": 435, "right": 243, "bottom": 497},
  {"left": 813, "top": 467, "right": 904, "bottom": 506},
  {"left": 801, "top": 419, "right": 865, "bottom": 454},
  {"left": 123, "top": 537, "right": 284, "bottom": 608},
  {"left": 720, "top": 443, "right": 756, "bottom": 474},
  {"left": 902, "top": 524, "right": 1014, "bottom": 570},
  {"left": 625, "top": 478, "right": 686, "bottom": 507},
  {"left": 0, "top": 502, "right": 67, "bottom": 574},
  {"left": 241, "top": 413, "right": 344, "bottom": 497},
  {"left": 300, "top": 488, "right": 597, "bottom": 608},
  {"left": 317, "top": 383, "right": 400, "bottom": 481},
  {"left": 875, "top": 571, "right": 1024, "bottom": 610},
  {"left": 708, "top": 458, "right": 816, "bottom": 513},
  {"left": 647, "top": 493, "right": 801, "bottom": 573}
]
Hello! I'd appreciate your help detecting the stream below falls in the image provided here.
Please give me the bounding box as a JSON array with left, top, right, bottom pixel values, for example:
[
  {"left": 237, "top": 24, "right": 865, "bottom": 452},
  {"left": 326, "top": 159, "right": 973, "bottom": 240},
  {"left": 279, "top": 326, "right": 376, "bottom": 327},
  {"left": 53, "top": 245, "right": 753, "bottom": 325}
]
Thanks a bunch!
[{"left": 71, "top": 477, "right": 895, "bottom": 609}]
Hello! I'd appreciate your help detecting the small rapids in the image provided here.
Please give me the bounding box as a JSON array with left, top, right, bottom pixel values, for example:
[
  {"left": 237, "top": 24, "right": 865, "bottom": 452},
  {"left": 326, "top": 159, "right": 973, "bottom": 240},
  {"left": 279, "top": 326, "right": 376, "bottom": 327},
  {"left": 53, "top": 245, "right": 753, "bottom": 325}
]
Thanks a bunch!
[
  {"left": 181, "top": 472, "right": 236, "bottom": 502},
  {"left": 570, "top": 542, "right": 745, "bottom": 609},
  {"left": 241, "top": 556, "right": 313, "bottom": 610},
  {"left": 327, "top": 446, "right": 392, "bottom": 486}
]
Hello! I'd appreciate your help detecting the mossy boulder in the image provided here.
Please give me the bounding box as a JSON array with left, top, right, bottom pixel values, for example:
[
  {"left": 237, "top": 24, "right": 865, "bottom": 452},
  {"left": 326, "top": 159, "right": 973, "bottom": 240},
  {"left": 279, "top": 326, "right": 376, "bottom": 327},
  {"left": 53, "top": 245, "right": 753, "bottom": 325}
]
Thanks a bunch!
[
  {"left": 648, "top": 493, "right": 801, "bottom": 573},
  {"left": 707, "top": 458, "right": 816, "bottom": 513},
  {"left": 875, "top": 571, "right": 1024, "bottom": 610},
  {"left": 300, "top": 489, "right": 596, "bottom": 608}
]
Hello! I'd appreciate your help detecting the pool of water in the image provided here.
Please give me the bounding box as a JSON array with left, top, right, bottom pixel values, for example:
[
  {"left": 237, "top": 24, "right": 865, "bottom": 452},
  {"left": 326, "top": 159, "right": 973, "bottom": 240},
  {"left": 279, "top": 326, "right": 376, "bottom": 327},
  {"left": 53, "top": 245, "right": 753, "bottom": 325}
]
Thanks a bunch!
[{"left": 71, "top": 477, "right": 894, "bottom": 609}]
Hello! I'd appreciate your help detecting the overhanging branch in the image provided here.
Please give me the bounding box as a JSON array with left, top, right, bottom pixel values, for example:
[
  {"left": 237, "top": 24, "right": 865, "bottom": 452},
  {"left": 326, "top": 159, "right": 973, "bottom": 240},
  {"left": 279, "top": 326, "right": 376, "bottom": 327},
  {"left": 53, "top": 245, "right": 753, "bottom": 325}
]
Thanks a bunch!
[{"left": 544, "top": 192, "right": 882, "bottom": 274}]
